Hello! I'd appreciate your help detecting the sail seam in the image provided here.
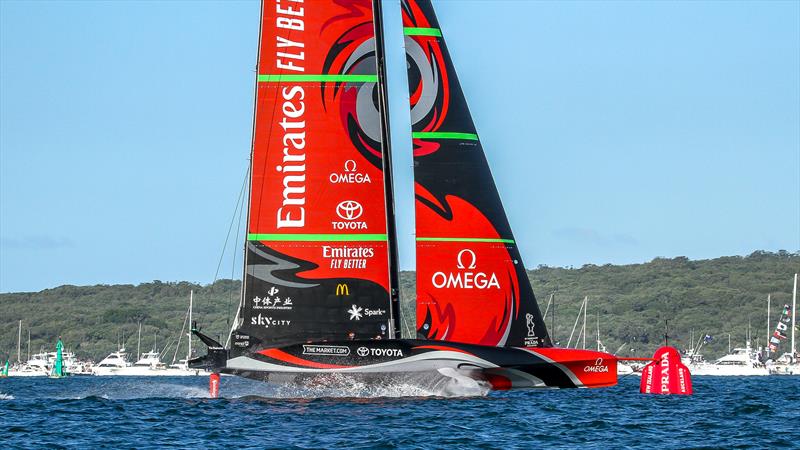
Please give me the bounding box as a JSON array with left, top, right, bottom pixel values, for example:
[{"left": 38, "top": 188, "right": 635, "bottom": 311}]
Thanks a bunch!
[
  {"left": 412, "top": 131, "right": 479, "bottom": 140},
  {"left": 248, "top": 233, "right": 387, "bottom": 242},
  {"left": 403, "top": 27, "right": 442, "bottom": 37},
  {"left": 416, "top": 237, "right": 515, "bottom": 244},
  {"left": 257, "top": 74, "right": 378, "bottom": 82}
]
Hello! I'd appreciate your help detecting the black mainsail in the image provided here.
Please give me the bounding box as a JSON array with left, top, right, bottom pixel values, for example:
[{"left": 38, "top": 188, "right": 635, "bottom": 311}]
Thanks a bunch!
[{"left": 401, "top": 0, "right": 551, "bottom": 348}]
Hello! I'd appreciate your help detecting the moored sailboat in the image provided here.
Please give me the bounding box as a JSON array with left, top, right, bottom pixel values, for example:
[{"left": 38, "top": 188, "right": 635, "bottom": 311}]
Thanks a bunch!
[{"left": 191, "top": 0, "right": 679, "bottom": 392}]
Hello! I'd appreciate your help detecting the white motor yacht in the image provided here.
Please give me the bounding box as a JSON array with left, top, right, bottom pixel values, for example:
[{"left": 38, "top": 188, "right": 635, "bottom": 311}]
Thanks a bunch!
[
  {"left": 688, "top": 342, "right": 768, "bottom": 376},
  {"left": 92, "top": 348, "right": 132, "bottom": 376},
  {"left": 7, "top": 361, "right": 48, "bottom": 377},
  {"left": 767, "top": 352, "right": 799, "bottom": 375}
]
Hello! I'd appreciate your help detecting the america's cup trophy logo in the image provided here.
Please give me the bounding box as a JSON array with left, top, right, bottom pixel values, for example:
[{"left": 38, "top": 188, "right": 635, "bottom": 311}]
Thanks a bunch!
[{"left": 526, "top": 313, "right": 535, "bottom": 337}]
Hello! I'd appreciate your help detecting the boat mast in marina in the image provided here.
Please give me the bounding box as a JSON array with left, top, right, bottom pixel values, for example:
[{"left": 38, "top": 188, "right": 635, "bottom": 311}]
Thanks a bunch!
[
  {"left": 17, "top": 320, "right": 22, "bottom": 363},
  {"left": 766, "top": 294, "right": 771, "bottom": 354},
  {"left": 188, "top": 290, "right": 193, "bottom": 362},
  {"left": 792, "top": 273, "right": 797, "bottom": 359}
]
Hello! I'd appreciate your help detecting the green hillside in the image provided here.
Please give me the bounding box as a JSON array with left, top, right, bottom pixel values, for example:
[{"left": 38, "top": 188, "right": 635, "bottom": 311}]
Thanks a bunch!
[{"left": 1, "top": 251, "right": 797, "bottom": 362}]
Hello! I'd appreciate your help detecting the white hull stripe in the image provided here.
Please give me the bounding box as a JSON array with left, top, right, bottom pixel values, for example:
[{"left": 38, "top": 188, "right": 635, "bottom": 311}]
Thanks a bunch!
[{"left": 228, "top": 350, "right": 500, "bottom": 374}]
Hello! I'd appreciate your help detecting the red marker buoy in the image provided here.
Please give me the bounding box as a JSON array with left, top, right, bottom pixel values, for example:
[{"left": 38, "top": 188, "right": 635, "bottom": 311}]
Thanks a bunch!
[
  {"left": 640, "top": 346, "right": 693, "bottom": 395},
  {"left": 209, "top": 373, "right": 221, "bottom": 398}
]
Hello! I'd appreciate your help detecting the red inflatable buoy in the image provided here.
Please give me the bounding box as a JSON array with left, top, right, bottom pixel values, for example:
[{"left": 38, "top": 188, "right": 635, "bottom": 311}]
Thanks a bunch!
[
  {"left": 209, "top": 373, "right": 221, "bottom": 398},
  {"left": 640, "top": 346, "right": 692, "bottom": 395}
]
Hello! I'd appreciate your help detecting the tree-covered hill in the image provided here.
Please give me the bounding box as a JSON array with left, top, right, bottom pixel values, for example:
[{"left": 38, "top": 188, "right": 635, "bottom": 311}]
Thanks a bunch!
[{"left": 1, "top": 251, "right": 797, "bottom": 362}]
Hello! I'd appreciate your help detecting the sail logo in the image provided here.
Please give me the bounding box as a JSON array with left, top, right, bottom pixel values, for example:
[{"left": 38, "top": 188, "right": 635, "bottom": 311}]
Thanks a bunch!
[
  {"left": 584, "top": 357, "right": 609, "bottom": 373},
  {"left": 275, "top": 85, "right": 307, "bottom": 229},
  {"left": 252, "top": 294, "right": 293, "bottom": 311},
  {"left": 329, "top": 160, "right": 371, "bottom": 184},
  {"left": 348, "top": 305, "right": 363, "bottom": 320},
  {"left": 324, "top": 245, "right": 374, "bottom": 269},
  {"left": 431, "top": 249, "right": 500, "bottom": 290},
  {"left": 302, "top": 345, "right": 350, "bottom": 357},
  {"left": 347, "top": 305, "right": 385, "bottom": 321},
  {"left": 336, "top": 284, "right": 350, "bottom": 296},
  {"left": 336, "top": 200, "right": 363, "bottom": 220},
  {"left": 525, "top": 314, "right": 536, "bottom": 337},
  {"left": 250, "top": 314, "right": 291, "bottom": 328},
  {"left": 333, "top": 200, "right": 367, "bottom": 230}
]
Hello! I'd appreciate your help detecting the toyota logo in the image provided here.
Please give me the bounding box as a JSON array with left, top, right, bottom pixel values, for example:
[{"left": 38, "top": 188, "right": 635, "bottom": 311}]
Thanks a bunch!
[
  {"left": 357, "top": 347, "right": 369, "bottom": 357},
  {"left": 336, "top": 200, "right": 363, "bottom": 220}
]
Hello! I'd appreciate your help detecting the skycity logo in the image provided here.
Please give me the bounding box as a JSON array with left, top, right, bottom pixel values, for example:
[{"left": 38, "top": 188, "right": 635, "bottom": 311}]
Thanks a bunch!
[
  {"left": 250, "top": 314, "right": 291, "bottom": 328},
  {"left": 333, "top": 200, "right": 367, "bottom": 230},
  {"left": 431, "top": 249, "right": 500, "bottom": 290},
  {"left": 329, "top": 160, "right": 371, "bottom": 184}
]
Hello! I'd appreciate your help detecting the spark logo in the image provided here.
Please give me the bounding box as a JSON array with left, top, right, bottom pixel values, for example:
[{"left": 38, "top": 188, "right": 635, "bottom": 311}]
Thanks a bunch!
[
  {"left": 348, "top": 305, "right": 363, "bottom": 320},
  {"left": 431, "top": 249, "right": 500, "bottom": 290}
]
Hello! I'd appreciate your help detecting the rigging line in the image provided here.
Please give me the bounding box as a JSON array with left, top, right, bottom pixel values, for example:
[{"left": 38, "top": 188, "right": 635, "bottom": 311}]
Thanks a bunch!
[
  {"left": 399, "top": 301, "right": 414, "bottom": 338},
  {"left": 567, "top": 297, "right": 586, "bottom": 348},
  {"left": 228, "top": 173, "right": 248, "bottom": 330},
  {"left": 202, "top": 165, "right": 250, "bottom": 320},
  {"left": 172, "top": 303, "right": 189, "bottom": 364}
]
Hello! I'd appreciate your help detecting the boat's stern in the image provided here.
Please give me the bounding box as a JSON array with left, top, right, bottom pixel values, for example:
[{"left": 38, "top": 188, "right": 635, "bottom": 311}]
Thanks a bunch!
[{"left": 515, "top": 347, "right": 618, "bottom": 389}]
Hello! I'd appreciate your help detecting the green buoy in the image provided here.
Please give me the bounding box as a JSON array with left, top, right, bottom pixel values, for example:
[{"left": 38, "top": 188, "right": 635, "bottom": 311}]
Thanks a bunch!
[{"left": 50, "top": 338, "right": 67, "bottom": 378}]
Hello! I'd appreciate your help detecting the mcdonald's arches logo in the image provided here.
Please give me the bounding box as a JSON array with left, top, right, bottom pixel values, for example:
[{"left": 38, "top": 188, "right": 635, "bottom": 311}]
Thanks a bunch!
[{"left": 336, "top": 283, "right": 350, "bottom": 296}]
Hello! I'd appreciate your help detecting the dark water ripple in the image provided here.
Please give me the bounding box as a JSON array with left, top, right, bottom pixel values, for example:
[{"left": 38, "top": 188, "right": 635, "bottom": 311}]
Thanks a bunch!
[{"left": 1, "top": 375, "right": 798, "bottom": 449}]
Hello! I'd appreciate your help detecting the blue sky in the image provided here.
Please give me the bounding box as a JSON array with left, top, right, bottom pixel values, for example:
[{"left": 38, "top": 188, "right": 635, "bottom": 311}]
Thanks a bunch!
[{"left": 1, "top": 0, "right": 798, "bottom": 293}]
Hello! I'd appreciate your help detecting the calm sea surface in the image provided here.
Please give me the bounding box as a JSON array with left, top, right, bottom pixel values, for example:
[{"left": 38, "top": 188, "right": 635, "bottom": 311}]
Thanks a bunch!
[{"left": 1, "top": 374, "right": 798, "bottom": 449}]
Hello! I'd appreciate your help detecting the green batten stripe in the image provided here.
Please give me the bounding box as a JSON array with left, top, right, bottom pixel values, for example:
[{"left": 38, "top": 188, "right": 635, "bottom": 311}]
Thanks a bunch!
[
  {"left": 248, "top": 233, "right": 388, "bottom": 242},
  {"left": 257, "top": 74, "right": 377, "bottom": 83},
  {"left": 403, "top": 27, "right": 442, "bottom": 37},
  {"left": 416, "top": 237, "right": 515, "bottom": 244},
  {"left": 412, "top": 131, "right": 479, "bottom": 141}
]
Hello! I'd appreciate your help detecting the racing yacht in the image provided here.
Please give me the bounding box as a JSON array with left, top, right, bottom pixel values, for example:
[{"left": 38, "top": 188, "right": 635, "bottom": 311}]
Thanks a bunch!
[{"left": 190, "top": 0, "right": 683, "bottom": 393}]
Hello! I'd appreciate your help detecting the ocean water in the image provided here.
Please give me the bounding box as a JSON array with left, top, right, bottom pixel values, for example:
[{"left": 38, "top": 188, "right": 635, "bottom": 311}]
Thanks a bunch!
[{"left": 1, "top": 374, "right": 798, "bottom": 449}]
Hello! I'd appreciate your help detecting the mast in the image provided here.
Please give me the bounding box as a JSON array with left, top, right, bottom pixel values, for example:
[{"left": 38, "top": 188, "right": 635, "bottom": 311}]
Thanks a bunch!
[
  {"left": 137, "top": 321, "right": 142, "bottom": 360},
  {"left": 596, "top": 310, "right": 600, "bottom": 351},
  {"left": 766, "top": 294, "right": 771, "bottom": 354},
  {"left": 583, "top": 297, "right": 588, "bottom": 350},
  {"left": 792, "top": 273, "right": 797, "bottom": 358},
  {"left": 372, "top": 0, "right": 401, "bottom": 339},
  {"left": 17, "top": 320, "right": 21, "bottom": 363},
  {"left": 27, "top": 329, "right": 31, "bottom": 361},
  {"left": 552, "top": 293, "right": 556, "bottom": 344},
  {"left": 188, "top": 290, "right": 193, "bottom": 360}
]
